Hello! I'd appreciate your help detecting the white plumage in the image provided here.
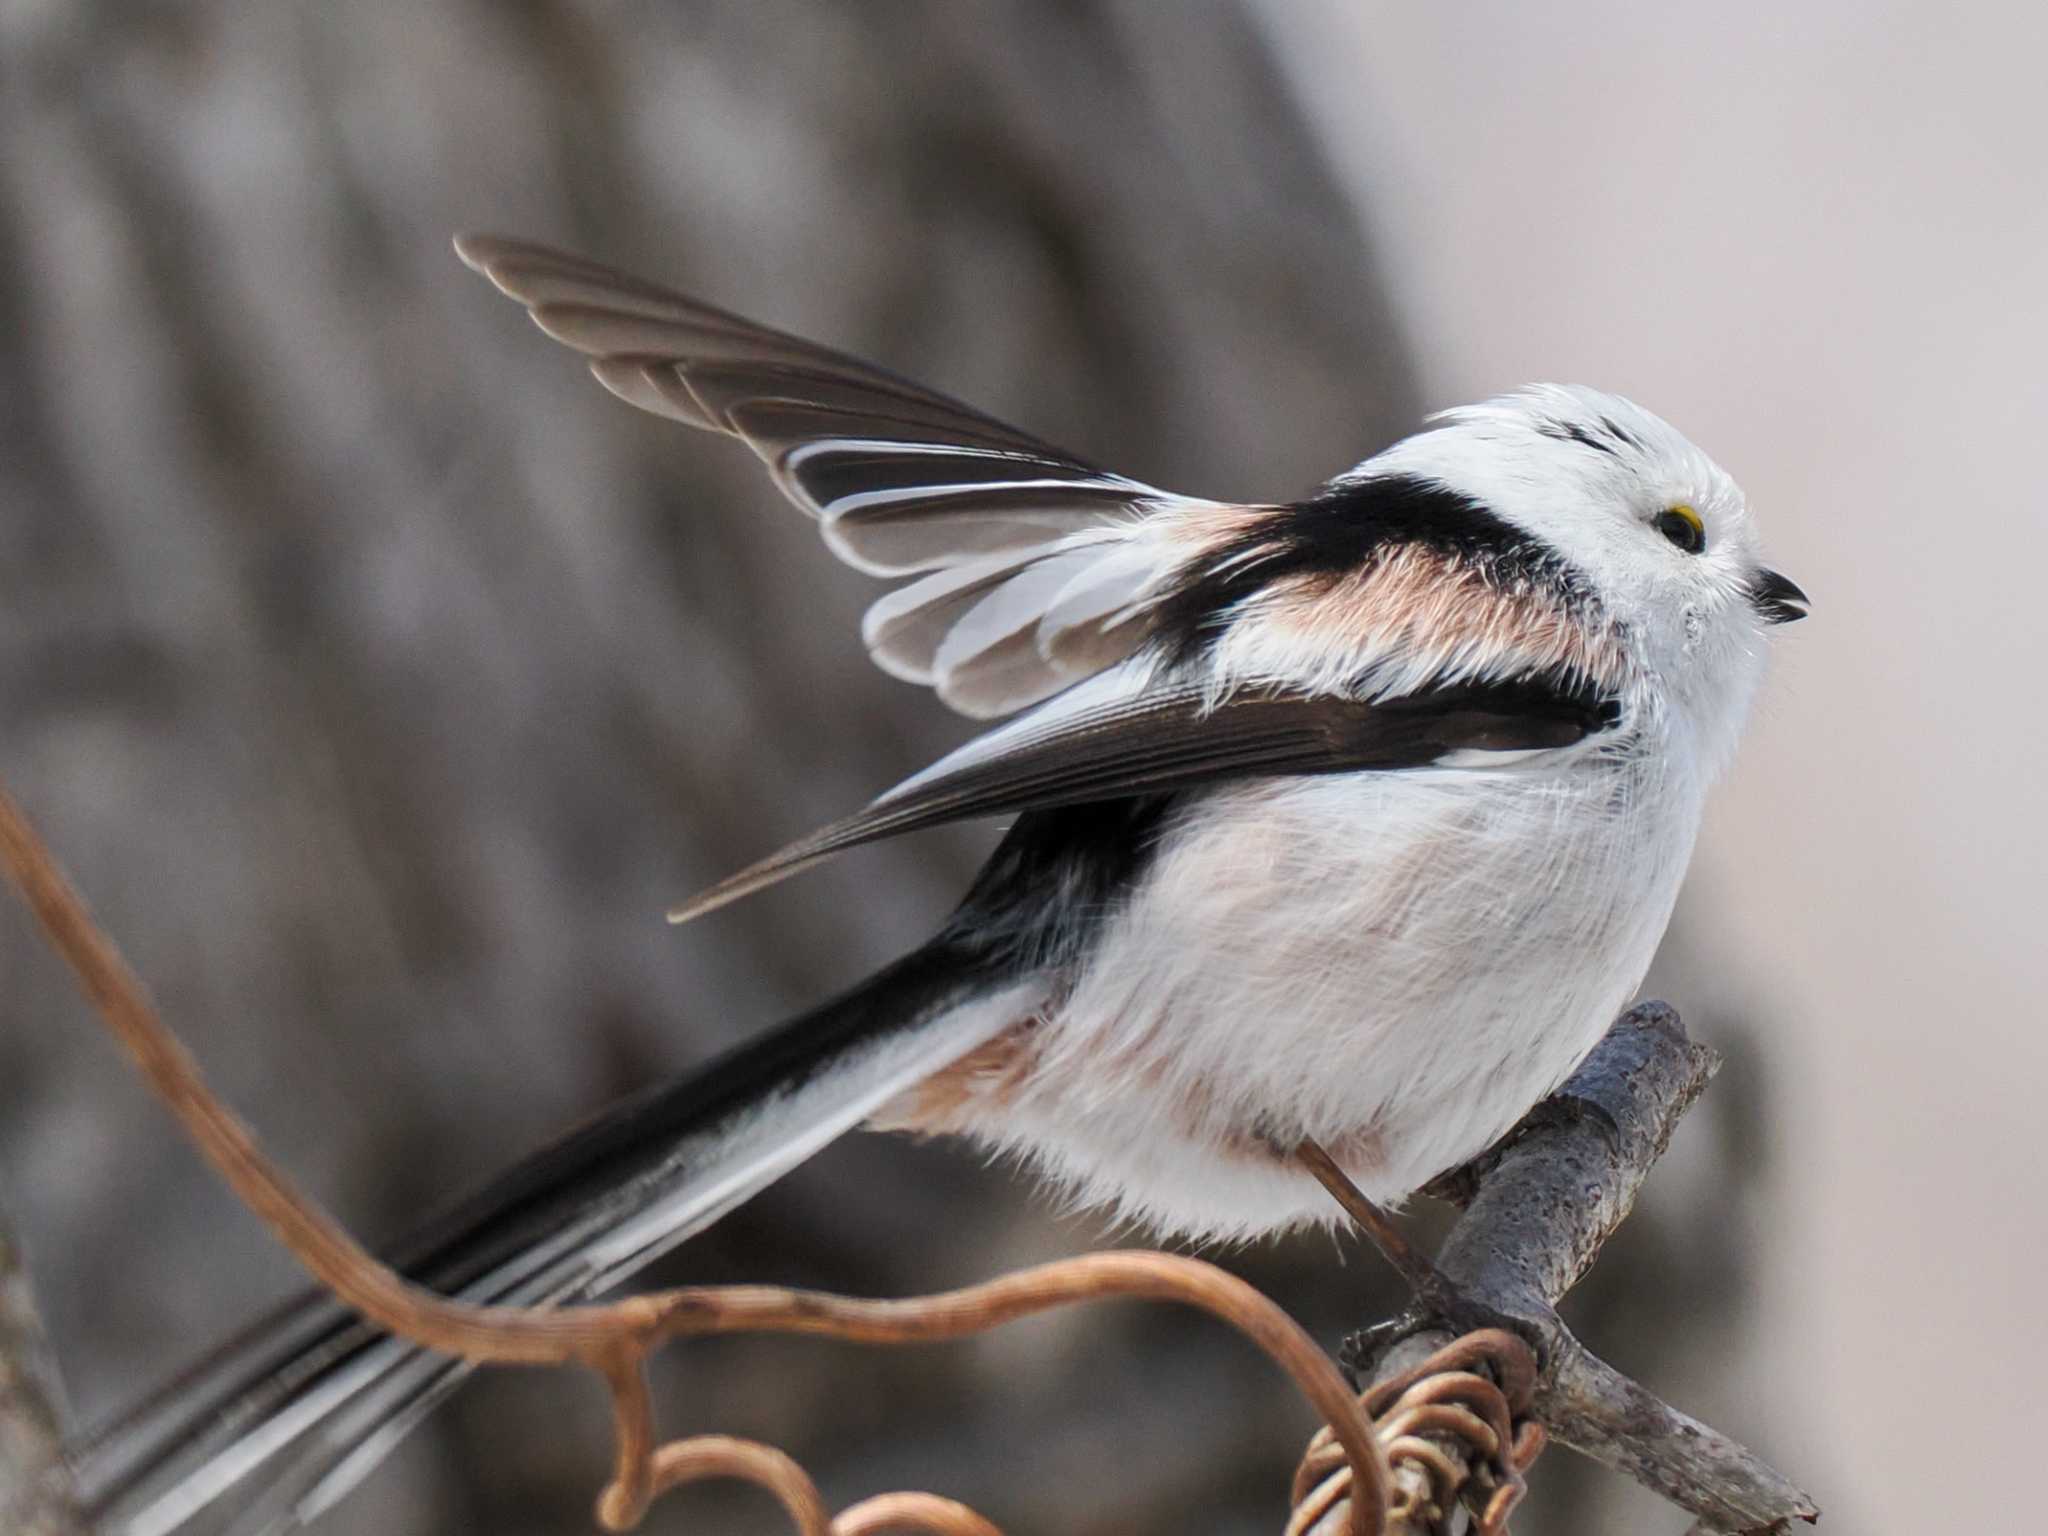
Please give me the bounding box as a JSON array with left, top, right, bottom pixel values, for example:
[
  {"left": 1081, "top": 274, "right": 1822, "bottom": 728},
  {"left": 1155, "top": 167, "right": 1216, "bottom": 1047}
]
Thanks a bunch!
[
  {"left": 874, "top": 387, "right": 1756, "bottom": 1235},
  {"left": 902, "top": 753, "right": 1695, "bottom": 1237}
]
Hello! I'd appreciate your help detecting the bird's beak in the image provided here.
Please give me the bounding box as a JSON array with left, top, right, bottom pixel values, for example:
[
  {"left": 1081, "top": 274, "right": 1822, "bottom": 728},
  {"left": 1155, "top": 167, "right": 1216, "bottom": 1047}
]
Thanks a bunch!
[{"left": 1748, "top": 567, "right": 1809, "bottom": 624}]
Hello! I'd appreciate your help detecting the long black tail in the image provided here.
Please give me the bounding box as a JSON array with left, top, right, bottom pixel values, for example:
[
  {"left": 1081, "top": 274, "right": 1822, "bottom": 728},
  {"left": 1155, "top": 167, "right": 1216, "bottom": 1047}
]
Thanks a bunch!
[{"left": 77, "top": 937, "right": 1032, "bottom": 1536}]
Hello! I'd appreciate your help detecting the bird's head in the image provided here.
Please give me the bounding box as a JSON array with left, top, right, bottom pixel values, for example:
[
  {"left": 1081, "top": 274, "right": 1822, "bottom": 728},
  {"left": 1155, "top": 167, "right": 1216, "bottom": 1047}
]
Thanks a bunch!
[{"left": 1360, "top": 384, "right": 1806, "bottom": 776}]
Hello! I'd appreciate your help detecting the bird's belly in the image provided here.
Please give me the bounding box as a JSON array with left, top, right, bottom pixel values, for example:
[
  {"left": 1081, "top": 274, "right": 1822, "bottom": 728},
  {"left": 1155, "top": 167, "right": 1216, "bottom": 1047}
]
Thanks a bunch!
[{"left": 942, "top": 766, "right": 1696, "bottom": 1239}]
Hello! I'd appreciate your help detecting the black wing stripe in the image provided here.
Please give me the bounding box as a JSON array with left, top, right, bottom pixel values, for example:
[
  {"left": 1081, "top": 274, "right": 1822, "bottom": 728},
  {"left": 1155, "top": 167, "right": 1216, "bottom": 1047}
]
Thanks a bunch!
[
  {"left": 790, "top": 446, "right": 1118, "bottom": 508},
  {"left": 667, "top": 678, "right": 1615, "bottom": 926}
]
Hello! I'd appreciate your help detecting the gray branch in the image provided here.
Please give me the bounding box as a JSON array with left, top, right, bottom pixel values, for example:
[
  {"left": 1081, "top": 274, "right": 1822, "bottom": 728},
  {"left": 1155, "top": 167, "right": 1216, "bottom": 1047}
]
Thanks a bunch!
[
  {"left": 0, "top": 1199, "right": 88, "bottom": 1536},
  {"left": 1313, "top": 1003, "right": 1818, "bottom": 1534}
]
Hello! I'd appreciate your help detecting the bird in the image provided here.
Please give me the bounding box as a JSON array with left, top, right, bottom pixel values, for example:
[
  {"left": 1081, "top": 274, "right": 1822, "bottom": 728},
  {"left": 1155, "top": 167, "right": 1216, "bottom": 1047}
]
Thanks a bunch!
[{"left": 77, "top": 234, "right": 1806, "bottom": 1536}]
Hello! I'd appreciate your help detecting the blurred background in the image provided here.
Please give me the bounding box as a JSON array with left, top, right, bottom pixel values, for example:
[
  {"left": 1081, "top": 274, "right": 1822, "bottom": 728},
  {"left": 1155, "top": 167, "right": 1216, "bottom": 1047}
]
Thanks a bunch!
[{"left": 1, "top": 2, "right": 2039, "bottom": 1532}]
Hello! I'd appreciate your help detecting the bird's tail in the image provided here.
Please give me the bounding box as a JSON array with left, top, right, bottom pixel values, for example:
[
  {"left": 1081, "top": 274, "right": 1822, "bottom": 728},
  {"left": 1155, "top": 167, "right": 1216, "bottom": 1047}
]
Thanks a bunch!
[{"left": 76, "top": 939, "right": 1033, "bottom": 1536}]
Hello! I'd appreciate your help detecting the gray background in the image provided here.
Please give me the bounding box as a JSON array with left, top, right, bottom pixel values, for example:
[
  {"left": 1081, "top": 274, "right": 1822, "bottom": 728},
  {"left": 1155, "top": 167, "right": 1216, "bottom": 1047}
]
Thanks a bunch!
[{"left": 2, "top": 3, "right": 2028, "bottom": 1532}]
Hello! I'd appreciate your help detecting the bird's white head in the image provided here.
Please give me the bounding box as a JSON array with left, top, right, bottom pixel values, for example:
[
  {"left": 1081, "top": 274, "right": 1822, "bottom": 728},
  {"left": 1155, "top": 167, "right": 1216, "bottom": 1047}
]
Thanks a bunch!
[{"left": 1363, "top": 384, "right": 1805, "bottom": 780}]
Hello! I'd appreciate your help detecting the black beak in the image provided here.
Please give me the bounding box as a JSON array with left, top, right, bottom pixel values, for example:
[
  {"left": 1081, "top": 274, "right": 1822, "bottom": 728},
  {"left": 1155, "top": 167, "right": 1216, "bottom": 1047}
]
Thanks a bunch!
[{"left": 1749, "top": 567, "right": 1809, "bottom": 625}]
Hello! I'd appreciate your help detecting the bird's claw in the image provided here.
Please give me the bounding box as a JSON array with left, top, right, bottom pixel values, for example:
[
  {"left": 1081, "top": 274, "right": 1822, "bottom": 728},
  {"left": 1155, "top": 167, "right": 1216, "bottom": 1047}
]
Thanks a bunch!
[{"left": 1340, "top": 1281, "right": 1553, "bottom": 1382}]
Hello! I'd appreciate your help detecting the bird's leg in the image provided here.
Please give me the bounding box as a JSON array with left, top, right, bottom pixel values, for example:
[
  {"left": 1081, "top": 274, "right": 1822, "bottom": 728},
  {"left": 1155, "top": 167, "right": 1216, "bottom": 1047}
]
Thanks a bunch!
[
  {"left": 1293, "top": 1137, "right": 1547, "bottom": 1376},
  {"left": 1293, "top": 1137, "right": 1448, "bottom": 1299}
]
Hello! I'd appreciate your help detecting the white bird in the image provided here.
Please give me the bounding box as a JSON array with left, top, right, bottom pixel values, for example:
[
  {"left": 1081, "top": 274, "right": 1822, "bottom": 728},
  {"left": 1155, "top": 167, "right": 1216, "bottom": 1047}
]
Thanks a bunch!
[{"left": 78, "top": 235, "right": 1806, "bottom": 1536}]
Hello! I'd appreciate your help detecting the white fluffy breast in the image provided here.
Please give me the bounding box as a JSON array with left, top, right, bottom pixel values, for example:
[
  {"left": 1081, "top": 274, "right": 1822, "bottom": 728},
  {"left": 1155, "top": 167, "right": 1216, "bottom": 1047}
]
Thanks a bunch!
[{"left": 934, "top": 740, "right": 1701, "bottom": 1240}]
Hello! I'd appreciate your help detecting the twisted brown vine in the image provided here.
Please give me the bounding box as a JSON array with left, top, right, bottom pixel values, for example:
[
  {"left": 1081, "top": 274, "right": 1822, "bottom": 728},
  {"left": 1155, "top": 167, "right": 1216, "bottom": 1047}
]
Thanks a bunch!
[{"left": 1290, "top": 1331, "right": 1545, "bottom": 1536}]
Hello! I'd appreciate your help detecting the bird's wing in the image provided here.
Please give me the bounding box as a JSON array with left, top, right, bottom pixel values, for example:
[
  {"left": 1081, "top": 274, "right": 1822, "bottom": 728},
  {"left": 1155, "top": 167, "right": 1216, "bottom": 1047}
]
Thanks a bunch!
[
  {"left": 668, "top": 656, "right": 1619, "bottom": 924},
  {"left": 457, "top": 234, "right": 1220, "bottom": 717}
]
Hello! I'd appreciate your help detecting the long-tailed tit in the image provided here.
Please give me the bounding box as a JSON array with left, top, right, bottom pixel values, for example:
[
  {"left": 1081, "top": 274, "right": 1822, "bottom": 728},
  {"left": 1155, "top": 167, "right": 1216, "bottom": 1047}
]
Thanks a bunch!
[{"left": 80, "top": 236, "right": 1806, "bottom": 1535}]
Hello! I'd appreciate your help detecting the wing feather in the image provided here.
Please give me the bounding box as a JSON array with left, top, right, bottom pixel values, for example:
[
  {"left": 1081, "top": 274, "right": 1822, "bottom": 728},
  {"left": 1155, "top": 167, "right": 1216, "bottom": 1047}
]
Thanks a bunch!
[
  {"left": 457, "top": 234, "right": 1216, "bottom": 714},
  {"left": 666, "top": 659, "right": 1618, "bottom": 926},
  {"left": 936, "top": 557, "right": 1097, "bottom": 671}
]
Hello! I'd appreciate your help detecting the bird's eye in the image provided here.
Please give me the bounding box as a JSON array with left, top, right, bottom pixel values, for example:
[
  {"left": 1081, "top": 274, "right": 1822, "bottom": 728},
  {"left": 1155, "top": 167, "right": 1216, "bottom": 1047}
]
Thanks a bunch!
[{"left": 1654, "top": 504, "right": 1705, "bottom": 554}]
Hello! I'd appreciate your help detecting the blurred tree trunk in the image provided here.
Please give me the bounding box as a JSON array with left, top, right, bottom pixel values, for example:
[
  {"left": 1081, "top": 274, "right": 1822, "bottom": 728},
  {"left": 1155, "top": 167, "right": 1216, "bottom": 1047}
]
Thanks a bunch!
[
  {"left": 0, "top": 4, "right": 1419, "bottom": 1532},
  {"left": 0, "top": 1203, "right": 85, "bottom": 1536}
]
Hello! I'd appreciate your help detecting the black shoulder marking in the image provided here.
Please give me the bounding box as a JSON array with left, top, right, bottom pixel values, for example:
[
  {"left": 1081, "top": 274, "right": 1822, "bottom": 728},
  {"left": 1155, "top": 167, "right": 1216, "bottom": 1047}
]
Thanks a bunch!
[
  {"left": 1371, "top": 674, "right": 1622, "bottom": 741},
  {"left": 1151, "top": 472, "right": 1592, "bottom": 662},
  {"left": 942, "top": 794, "right": 1176, "bottom": 974}
]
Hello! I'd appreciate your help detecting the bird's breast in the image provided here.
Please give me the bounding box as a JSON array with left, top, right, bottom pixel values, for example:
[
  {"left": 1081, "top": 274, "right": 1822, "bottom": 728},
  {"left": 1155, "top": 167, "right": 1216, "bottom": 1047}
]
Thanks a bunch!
[{"left": 902, "top": 754, "right": 1700, "bottom": 1239}]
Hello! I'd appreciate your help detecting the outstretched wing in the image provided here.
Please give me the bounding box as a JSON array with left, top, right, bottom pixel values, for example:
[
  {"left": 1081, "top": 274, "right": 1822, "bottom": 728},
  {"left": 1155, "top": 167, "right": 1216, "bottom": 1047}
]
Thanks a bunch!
[{"left": 457, "top": 234, "right": 1219, "bottom": 717}]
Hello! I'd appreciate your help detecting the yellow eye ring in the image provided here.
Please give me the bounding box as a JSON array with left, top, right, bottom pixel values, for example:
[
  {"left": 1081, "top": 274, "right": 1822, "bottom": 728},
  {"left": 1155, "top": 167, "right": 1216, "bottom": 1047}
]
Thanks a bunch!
[{"left": 1654, "top": 504, "right": 1705, "bottom": 554}]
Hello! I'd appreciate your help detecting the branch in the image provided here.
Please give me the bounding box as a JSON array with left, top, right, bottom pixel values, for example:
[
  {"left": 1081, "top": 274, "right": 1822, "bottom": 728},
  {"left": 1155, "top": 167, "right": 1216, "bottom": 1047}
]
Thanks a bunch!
[
  {"left": 0, "top": 1198, "right": 88, "bottom": 1536},
  {"left": 1308, "top": 1004, "right": 1818, "bottom": 1534}
]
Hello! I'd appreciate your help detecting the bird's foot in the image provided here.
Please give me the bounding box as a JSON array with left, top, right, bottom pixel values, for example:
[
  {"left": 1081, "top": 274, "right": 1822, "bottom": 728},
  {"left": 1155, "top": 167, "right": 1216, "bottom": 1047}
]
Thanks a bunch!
[
  {"left": 1292, "top": 1136, "right": 1554, "bottom": 1381},
  {"left": 1339, "top": 1283, "right": 1553, "bottom": 1382}
]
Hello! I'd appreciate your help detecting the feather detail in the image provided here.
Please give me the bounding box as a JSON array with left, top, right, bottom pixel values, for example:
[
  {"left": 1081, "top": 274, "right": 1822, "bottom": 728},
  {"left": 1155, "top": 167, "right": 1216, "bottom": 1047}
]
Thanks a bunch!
[
  {"left": 1140, "top": 481, "right": 1633, "bottom": 709},
  {"left": 861, "top": 553, "right": 1036, "bottom": 686},
  {"left": 1208, "top": 543, "right": 1630, "bottom": 704},
  {"left": 1035, "top": 539, "right": 1172, "bottom": 654},
  {"left": 929, "top": 550, "right": 1104, "bottom": 711},
  {"left": 860, "top": 535, "right": 1154, "bottom": 712}
]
